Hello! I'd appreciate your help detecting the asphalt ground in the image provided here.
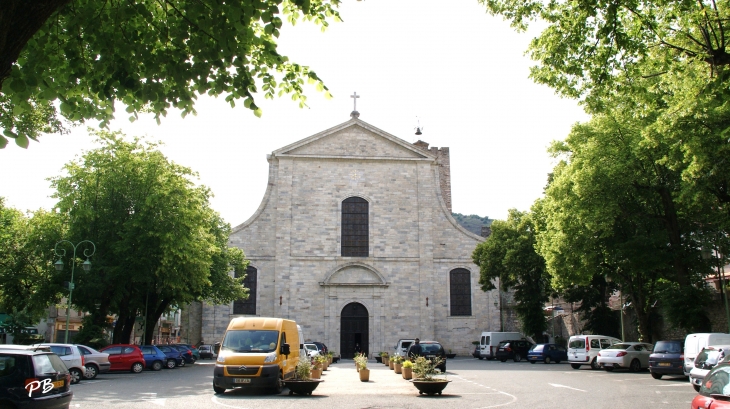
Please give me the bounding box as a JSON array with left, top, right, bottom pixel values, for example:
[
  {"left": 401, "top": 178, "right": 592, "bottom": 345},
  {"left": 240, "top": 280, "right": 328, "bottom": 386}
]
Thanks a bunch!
[{"left": 68, "top": 357, "right": 698, "bottom": 408}]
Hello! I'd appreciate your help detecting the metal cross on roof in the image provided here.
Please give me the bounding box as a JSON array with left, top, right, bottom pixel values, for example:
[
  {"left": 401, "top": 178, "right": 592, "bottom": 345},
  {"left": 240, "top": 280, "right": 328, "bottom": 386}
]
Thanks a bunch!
[{"left": 350, "top": 92, "right": 360, "bottom": 118}]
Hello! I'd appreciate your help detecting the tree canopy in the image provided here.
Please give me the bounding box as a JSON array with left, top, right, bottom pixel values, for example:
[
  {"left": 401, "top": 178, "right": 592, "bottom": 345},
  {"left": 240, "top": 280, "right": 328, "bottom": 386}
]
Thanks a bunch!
[
  {"left": 0, "top": 0, "right": 341, "bottom": 149},
  {"left": 50, "top": 131, "right": 247, "bottom": 344}
]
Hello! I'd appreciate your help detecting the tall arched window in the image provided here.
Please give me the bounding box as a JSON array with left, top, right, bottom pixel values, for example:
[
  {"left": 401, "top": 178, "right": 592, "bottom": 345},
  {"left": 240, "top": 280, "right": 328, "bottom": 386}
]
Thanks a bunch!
[
  {"left": 233, "top": 265, "right": 257, "bottom": 315},
  {"left": 341, "top": 197, "right": 369, "bottom": 257},
  {"left": 450, "top": 268, "right": 472, "bottom": 316}
]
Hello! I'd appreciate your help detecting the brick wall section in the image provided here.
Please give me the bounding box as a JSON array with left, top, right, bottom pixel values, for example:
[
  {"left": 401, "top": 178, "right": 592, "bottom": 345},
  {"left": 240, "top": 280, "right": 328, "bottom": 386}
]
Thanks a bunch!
[{"left": 412, "top": 140, "right": 452, "bottom": 213}]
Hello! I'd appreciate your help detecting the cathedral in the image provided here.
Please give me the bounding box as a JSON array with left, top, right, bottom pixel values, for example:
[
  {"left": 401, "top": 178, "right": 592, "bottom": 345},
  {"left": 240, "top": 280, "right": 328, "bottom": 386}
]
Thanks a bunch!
[{"left": 193, "top": 109, "right": 499, "bottom": 358}]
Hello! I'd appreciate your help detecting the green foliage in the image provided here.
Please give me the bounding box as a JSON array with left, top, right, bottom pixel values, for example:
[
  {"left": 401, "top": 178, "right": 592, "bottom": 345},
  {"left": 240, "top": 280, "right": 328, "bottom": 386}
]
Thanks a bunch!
[
  {"left": 563, "top": 274, "right": 620, "bottom": 338},
  {"left": 50, "top": 130, "right": 248, "bottom": 343},
  {"left": 452, "top": 213, "right": 493, "bottom": 236},
  {"left": 658, "top": 281, "right": 713, "bottom": 333},
  {"left": 472, "top": 209, "right": 550, "bottom": 340},
  {"left": 0, "top": 198, "right": 65, "bottom": 318},
  {"left": 295, "top": 355, "right": 312, "bottom": 380},
  {"left": 3, "top": 307, "right": 44, "bottom": 345},
  {"left": 353, "top": 353, "right": 368, "bottom": 369},
  {"left": 73, "top": 315, "right": 110, "bottom": 349},
  {"left": 411, "top": 356, "right": 445, "bottom": 381},
  {"left": 0, "top": 0, "right": 341, "bottom": 148}
]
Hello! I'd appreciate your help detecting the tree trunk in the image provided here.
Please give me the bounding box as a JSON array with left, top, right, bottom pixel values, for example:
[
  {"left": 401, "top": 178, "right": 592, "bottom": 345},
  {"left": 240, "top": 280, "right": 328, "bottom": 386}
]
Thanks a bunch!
[
  {"left": 658, "top": 186, "right": 690, "bottom": 288},
  {"left": 0, "top": 0, "right": 70, "bottom": 91}
]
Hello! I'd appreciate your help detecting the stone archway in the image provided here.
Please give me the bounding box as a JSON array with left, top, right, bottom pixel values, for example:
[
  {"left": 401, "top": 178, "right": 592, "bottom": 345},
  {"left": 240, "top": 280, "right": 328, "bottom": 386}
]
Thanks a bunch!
[{"left": 340, "top": 302, "right": 369, "bottom": 359}]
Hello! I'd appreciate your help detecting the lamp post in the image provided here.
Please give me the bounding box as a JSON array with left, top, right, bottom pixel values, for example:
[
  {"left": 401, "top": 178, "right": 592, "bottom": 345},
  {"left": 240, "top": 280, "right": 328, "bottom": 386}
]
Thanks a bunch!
[{"left": 54, "top": 240, "right": 95, "bottom": 343}]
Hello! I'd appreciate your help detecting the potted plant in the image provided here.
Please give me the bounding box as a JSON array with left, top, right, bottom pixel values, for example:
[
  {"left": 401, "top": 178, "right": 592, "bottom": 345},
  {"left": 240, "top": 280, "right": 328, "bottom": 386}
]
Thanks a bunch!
[
  {"left": 315, "top": 355, "right": 328, "bottom": 371},
  {"left": 284, "top": 356, "right": 324, "bottom": 396},
  {"left": 355, "top": 353, "right": 370, "bottom": 382},
  {"left": 389, "top": 356, "right": 395, "bottom": 370},
  {"left": 375, "top": 351, "right": 383, "bottom": 364},
  {"left": 382, "top": 352, "right": 389, "bottom": 366},
  {"left": 410, "top": 356, "right": 450, "bottom": 396},
  {"left": 402, "top": 359, "right": 413, "bottom": 380},
  {"left": 393, "top": 355, "right": 403, "bottom": 374}
]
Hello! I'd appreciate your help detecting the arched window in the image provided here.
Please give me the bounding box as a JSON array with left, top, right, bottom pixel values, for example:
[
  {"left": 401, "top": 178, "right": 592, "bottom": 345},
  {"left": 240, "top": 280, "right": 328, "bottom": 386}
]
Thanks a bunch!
[
  {"left": 233, "top": 265, "right": 257, "bottom": 315},
  {"left": 450, "top": 268, "right": 472, "bottom": 316},
  {"left": 341, "top": 197, "right": 369, "bottom": 257}
]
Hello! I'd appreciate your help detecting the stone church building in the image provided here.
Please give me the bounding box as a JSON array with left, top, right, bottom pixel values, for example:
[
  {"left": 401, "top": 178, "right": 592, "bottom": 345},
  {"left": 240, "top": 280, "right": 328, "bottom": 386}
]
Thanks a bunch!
[{"left": 193, "top": 112, "right": 500, "bottom": 358}]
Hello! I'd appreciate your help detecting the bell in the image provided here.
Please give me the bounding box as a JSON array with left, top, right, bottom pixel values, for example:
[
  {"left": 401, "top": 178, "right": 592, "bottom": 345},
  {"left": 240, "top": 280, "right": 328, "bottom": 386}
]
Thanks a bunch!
[{"left": 415, "top": 127, "right": 422, "bottom": 135}]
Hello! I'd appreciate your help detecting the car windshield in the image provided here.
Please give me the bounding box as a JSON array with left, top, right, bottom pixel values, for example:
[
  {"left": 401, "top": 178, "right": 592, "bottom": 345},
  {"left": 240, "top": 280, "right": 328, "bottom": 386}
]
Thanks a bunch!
[
  {"left": 653, "top": 341, "right": 681, "bottom": 354},
  {"left": 697, "top": 349, "right": 724, "bottom": 369},
  {"left": 530, "top": 345, "right": 544, "bottom": 352},
  {"left": 569, "top": 339, "right": 585, "bottom": 349},
  {"left": 701, "top": 366, "right": 730, "bottom": 397},
  {"left": 605, "top": 344, "right": 631, "bottom": 350},
  {"left": 32, "top": 354, "right": 67, "bottom": 375},
  {"left": 222, "top": 330, "right": 279, "bottom": 353},
  {"left": 422, "top": 344, "right": 442, "bottom": 353}
]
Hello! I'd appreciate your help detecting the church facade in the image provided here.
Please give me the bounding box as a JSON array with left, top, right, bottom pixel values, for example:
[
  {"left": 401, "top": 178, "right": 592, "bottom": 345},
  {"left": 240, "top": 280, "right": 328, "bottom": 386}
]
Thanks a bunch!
[{"left": 198, "top": 114, "right": 500, "bottom": 357}]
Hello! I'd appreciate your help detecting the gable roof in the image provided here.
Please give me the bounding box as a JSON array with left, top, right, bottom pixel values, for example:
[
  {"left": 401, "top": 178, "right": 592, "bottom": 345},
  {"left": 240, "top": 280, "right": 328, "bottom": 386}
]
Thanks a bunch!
[{"left": 272, "top": 117, "right": 434, "bottom": 161}]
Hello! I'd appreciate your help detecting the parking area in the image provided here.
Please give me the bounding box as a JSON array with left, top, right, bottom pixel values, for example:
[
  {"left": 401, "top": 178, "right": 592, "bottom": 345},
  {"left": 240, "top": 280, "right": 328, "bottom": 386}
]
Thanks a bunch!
[{"left": 69, "top": 357, "right": 698, "bottom": 409}]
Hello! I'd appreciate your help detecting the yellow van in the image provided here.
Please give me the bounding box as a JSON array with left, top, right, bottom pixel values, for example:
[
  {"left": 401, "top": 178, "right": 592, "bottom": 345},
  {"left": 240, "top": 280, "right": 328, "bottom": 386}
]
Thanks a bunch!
[{"left": 213, "top": 317, "right": 300, "bottom": 394}]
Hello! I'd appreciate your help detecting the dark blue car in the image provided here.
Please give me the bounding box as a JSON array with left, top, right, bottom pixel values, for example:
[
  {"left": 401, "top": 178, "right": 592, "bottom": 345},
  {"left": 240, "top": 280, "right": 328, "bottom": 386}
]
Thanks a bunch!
[
  {"left": 170, "top": 345, "right": 196, "bottom": 365},
  {"left": 156, "top": 345, "right": 185, "bottom": 368},
  {"left": 141, "top": 345, "right": 180, "bottom": 370},
  {"left": 527, "top": 343, "right": 568, "bottom": 364}
]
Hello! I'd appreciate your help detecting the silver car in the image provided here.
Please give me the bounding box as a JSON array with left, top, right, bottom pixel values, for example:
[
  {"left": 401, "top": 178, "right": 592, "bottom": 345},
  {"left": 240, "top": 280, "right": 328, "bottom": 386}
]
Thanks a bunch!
[
  {"left": 689, "top": 344, "right": 730, "bottom": 392},
  {"left": 76, "top": 344, "right": 111, "bottom": 379},
  {"left": 32, "top": 343, "right": 86, "bottom": 384}
]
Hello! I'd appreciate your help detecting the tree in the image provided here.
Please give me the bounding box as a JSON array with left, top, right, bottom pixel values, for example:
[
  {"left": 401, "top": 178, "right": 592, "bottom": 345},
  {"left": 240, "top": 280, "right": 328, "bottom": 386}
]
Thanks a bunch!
[
  {"left": 0, "top": 0, "right": 341, "bottom": 149},
  {"left": 472, "top": 209, "right": 550, "bottom": 340},
  {"left": 0, "top": 198, "right": 65, "bottom": 320},
  {"left": 50, "top": 130, "right": 248, "bottom": 344}
]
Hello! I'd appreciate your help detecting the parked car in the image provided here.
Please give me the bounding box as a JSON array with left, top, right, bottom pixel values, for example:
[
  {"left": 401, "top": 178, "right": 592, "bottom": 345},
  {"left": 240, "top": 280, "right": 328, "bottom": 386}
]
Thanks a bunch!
[
  {"left": 198, "top": 344, "right": 216, "bottom": 359},
  {"left": 141, "top": 345, "right": 171, "bottom": 371},
  {"left": 690, "top": 345, "right": 730, "bottom": 391},
  {"left": 99, "top": 344, "right": 146, "bottom": 373},
  {"left": 169, "top": 345, "right": 195, "bottom": 365},
  {"left": 472, "top": 343, "right": 481, "bottom": 358},
  {"left": 172, "top": 344, "right": 200, "bottom": 361},
  {"left": 568, "top": 334, "right": 622, "bottom": 370},
  {"left": 408, "top": 340, "right": 447, "bottom": 372},
  {"left": 76, "top": 344, "right": 110, "bottom": 379},
  {"left": 303, "top": 343, "right": 321, "bottom": 358},
  {"left": 692, "top": 364, "right": 730, "bottom": 409},
  {"left": 478, "top": 332, "right": 524, "bottom": 360},
  {"left": 495, "top": 339, "right": 534, "bottom": 362},
  {"left": 156, "top": 345, "right": 184, "bottom": 368},
  {"left": 685, "top": 334, "right": 730, "bottom": 378},
  {"left": 649, "top": 339, "right": 687, "bottom": 380},
  {"left": 527, "top": 343, "right": 568, "bottom": 364},
  {"left": 597, "top": 342, "right": 654, "bottom": 372},
  {"left": 312, "top": 341, "right": 328, "bottom": 355},
  {"left": 33, "top": 343, "right": 86, "bottom": 384},
  {"left": 394, "top": 339, "right": 416, "bottom": 357},
  {"left": 0, "top": 346, "right": 73, "bottom": 408}
]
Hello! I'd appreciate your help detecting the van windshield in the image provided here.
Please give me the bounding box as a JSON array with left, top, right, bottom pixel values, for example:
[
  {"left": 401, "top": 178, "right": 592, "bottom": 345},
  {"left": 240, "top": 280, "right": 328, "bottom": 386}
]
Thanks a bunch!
[{"left": 222, "top": 330, "right": 279, "bottom": 353}]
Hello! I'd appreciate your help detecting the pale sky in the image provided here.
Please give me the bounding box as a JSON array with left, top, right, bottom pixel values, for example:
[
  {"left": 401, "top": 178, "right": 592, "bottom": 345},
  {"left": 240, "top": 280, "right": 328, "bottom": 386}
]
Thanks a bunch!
[{"left": 0, "top": 0, "right": 587, "bottom": 227}]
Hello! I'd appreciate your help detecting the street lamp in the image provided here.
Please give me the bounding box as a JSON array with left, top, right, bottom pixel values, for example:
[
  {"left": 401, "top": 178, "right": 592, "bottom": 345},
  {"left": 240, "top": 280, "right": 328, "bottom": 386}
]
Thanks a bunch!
[{"left": 54, "top": 240, "right": 96, "bottom": 343}]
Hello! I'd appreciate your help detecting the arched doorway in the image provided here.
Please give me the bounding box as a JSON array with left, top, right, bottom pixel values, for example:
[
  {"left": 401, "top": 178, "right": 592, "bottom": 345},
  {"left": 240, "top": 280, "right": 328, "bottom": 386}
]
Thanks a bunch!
[{"left": 341, "top": 302, "right": 369, "bottom": 359}]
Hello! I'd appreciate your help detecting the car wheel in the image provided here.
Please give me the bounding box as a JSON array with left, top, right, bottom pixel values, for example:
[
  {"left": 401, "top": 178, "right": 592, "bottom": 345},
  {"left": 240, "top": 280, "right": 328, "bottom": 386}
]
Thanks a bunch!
[
  {"left": 84, "top": 364, "right": 98, "bottom": 380},
  {"left": 629, "top": 359, "right": 641, "bottom": 372},
  {"left": 500, "top": 359, "right": 507, "bottom": 362},
  {"left": 69, "top": 368, "right": 83, "bottom": 384},
  {"left": 693, "top": 383, "right": 700, "bottom": 392},
  {"left": 571, "top": 363, "right": 581, "bottom": 369},
  {"left": 438, "top": 365, "right": 446, "bottom": 373},
  {"left": 651, "top": 372, "right": 663, "bottom": 380},
  {"left": 530, "top": 360, "right": 536, "bottom": 364},
  {"left": 272, "top": 372, "right": 284, "bottom": 394},
  {"left": 131, "top": 362, "right": 144, "bottom": 373},
  {"left": 214, "top": 384, "right": 226, "bottom": 394},
  {"left": 590, "top": 358, "right": 600, "bottom": 370},
  {"left": 178, "top": 360, "right": 186, "bottom": 367},
  {"left": 166, "top": 359, "right": 177, "bottom": 369},
  {"left": 555, "top": 360, "right": 561, "bottom": 364},
  {"left": 478, "top": 356, "right": 484, "bottom": 360},
  {"left": 544, "top": 356, "right": 551, "bottom": 364},
  {"left": 513, "top": 353, "right": 522, "bottom": 362},
  {"left": 152, "top": 361, "right": 163, "bottom": 371}
]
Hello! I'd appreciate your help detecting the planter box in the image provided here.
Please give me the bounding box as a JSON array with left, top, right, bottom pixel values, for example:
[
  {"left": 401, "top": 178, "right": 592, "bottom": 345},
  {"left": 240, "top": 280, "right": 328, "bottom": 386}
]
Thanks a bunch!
[
  {"left": 411, "top": 380, "right": 451, "bottom": 396},
  {"left": 284, "top": 379, "right": 324, "bottom": 396}
]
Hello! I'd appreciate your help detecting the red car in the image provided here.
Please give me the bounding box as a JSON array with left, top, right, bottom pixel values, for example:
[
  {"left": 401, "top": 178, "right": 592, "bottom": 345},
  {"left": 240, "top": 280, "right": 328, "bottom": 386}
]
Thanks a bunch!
[
  {"left": 99, "top": 344, "right": 146, "bottom": 373},
  {"left": 692, "top": 364, "right": 730, "bottom": 409}
]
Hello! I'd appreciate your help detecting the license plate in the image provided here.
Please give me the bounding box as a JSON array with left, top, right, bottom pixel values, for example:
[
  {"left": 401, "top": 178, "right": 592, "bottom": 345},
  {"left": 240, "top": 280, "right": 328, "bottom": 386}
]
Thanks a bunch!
[
  {"left": 427, "top": 355, "right": 435, "bottom": 358},
  {"left": 234, "top": 378, "right": 251, "bottom": 384},
  {"left": 658, "top": 362, "right": 671, "bottom": 367},
  {"left": 52, "top": 380, "right": 64, "bottom": 388}
]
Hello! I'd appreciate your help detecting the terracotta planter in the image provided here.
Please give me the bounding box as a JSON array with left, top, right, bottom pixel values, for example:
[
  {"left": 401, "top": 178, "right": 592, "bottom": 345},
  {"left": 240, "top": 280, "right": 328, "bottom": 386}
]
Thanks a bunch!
[
  {"left": 411, "top": 380, "right": 451, "bottom": 396},
  {"left": 359, "top": 368, "right": 370, "bottom": 382},
  {"left": 310, "top": 368, "right": 322, "bottom": 379},
  {"left": 402, "top": 367, "right": 412, "bottom": 379},
  {"left": 284, "top": 379, "right": 323, "bottom": 396},
  {"left": 389, "top": 360, "right": 395, "bottom": 370},
  {"left": 323, "top": 361, "right": 329, "bottom": 371},
  {"left": 383, "top": 357, "right": 389, "bottom": 366},
  {"left": 314, "top": 362, "right": 323, "bottom": 371},
  {"left": 394, "top": 363, "right": 402, "bottom": 374}
]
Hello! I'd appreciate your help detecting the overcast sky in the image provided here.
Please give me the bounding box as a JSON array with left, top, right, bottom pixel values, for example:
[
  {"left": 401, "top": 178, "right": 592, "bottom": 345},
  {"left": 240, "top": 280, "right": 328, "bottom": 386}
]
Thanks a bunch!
[{"left": 0, "top": 0, "right": 587, "bottom": 227}]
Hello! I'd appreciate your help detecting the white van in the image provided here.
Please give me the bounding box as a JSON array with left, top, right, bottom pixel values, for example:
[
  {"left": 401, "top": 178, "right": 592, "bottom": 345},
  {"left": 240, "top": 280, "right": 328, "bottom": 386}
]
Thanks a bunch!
[
  {"left": 478, "top": 332, "right": 523, "bottom": 360},
  {"left": 567, "top": 335, "right": 622, "bottom": 369},
  {"left": 684, "top": 333, "right": 730, "bottom": 376}
]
